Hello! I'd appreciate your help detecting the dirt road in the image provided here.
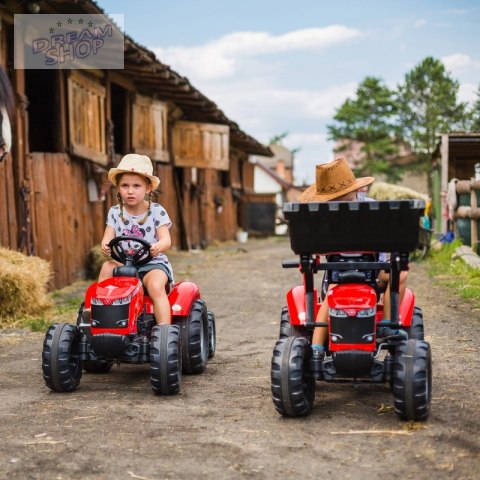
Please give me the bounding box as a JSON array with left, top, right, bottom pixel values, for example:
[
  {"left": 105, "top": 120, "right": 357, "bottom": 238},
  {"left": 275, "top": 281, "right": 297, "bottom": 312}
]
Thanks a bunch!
[{"left": 0, "top": 237, "right": 479, "bottom": 479}]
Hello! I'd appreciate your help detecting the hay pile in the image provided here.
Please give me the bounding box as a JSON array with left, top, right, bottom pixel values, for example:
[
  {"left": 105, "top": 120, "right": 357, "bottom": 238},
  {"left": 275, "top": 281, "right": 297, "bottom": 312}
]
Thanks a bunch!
[
  {"left": 0, "top": 248, "right": 52, "bottom": 325},
  {"left": 369, "top": 182, "right": 429, "bottom": 201},
  {"left": 87, "top": 244, "right": 107, "bottom": 279}
]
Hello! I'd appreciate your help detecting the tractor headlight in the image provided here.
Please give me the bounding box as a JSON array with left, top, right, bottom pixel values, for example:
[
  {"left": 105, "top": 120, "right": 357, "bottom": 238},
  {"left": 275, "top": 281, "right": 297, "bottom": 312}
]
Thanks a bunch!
[
  {"left": 329, "top": 308, "right": 348, "bottom": 317},
  {"left": 357, "top": 307, "right": 376, "bottom": 317},
  {"left": 112, "top": 294, "right": 132, "bottom": 305}
]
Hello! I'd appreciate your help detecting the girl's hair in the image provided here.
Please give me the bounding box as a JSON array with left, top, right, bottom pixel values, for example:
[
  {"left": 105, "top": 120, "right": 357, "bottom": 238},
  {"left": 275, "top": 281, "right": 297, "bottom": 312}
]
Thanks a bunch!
[{"left": 118, "top": 192, "right": 153, "bottom": 225}]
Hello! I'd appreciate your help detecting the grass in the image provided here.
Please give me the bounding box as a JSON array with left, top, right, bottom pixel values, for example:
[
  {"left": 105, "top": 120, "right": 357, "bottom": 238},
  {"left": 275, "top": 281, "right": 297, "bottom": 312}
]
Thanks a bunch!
[{"left": 426, "top": 240, "right": 480, "bottom": 308}]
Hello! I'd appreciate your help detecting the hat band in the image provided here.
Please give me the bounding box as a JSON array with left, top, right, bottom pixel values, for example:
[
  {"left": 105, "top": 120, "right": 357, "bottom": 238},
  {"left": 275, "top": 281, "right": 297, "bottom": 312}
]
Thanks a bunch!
[{"left": 316, "top": 176, "right": 355, "bottom": 194}]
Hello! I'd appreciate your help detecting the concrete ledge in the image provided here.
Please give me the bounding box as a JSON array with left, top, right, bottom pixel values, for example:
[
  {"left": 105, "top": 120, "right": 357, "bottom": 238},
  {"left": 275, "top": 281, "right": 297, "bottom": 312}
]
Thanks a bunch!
[{"left": 454, "top": 245, "right": 480, "bottom": 270}]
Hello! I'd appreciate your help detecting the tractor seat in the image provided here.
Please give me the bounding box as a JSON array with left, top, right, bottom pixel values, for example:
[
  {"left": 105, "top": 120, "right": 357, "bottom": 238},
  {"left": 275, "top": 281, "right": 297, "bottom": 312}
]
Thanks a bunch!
[{"left": 113, "top": 266, "right": 139, "bottom": 278}]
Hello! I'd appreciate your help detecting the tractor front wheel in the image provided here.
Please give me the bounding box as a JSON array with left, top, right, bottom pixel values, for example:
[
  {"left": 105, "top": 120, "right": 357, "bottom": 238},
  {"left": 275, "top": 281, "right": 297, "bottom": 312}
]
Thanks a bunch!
[
  {"left": 150, "top": 324, "right": 181, "bottom": 395},
  {"left": 271, "top": 336, "right": 315, "bottom": 417},
  {"left": 392, "top": 339, "right": 432, "bottom": 421},
  {"left": 42, "top": 323, "right": 82, "bottom": 392}
]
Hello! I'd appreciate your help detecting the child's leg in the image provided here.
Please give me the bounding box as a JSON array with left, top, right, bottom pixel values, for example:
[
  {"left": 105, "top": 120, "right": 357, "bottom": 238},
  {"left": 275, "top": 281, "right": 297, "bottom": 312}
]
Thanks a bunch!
[
  {"left": 312, "top": 283, "right": 336, "bottom": 348},
  {"left": 142, "top": 269, "right": 171, "bottom": 325},
  {"left": 378, "top": 271, "right": 408, "bottom": 320},
  {"left": 98, "top": 260, "right": 122, "bottom": 282}
]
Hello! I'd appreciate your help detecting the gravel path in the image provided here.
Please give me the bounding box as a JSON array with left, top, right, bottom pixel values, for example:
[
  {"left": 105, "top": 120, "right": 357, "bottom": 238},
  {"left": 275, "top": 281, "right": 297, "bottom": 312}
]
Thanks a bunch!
[{"left": 0, "top": 237, "right": 478, "bottom": 479}]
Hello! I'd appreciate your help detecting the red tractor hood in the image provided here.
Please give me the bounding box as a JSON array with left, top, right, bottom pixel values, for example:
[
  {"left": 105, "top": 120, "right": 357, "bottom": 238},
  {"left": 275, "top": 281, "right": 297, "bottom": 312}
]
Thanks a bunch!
[{"left": 95, "top": 277, "right": 141, "bottom": 302}]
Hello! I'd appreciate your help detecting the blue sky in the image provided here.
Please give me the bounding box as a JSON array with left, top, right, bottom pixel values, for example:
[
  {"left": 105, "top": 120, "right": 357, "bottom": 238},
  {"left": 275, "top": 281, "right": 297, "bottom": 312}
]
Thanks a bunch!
[{"left": 100, "top": 0, "right": 480, "bottom": 184}]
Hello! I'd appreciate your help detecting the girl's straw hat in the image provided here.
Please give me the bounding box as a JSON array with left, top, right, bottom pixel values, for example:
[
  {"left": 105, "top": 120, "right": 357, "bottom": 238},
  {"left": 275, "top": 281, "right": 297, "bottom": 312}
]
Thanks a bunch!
[
  {"left": 300, "top": 158, "right": 375, "bottom": 202},
  {"left": 108, "top": 154, "right": 160, "bottom": 190}
]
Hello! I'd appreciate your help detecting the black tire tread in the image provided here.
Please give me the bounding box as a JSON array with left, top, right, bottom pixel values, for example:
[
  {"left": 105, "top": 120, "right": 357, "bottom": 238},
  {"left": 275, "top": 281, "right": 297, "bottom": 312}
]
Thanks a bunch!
[
  {"left": 42, "top": 323, "right": 82, "bottom": 392},
  {"left": 179, "top": 299, "right": 208, "bottom": 374},
  {"left": 392, "top": 339, "right": 432, "bottom": 421},
  {"left": 271, "top": 336, "right": 315, "bottom": 417},
  {"left": 150, "top": 324, "right": 181, "bottom": 395},
  {"left": 279, "top": 306, "right": 309, "bottom": 340}
]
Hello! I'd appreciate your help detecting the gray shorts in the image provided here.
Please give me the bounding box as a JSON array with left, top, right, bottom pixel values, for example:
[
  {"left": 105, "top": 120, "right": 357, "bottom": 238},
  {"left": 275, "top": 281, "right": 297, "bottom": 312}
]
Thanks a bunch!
[{"left": 137, "top": 263, "right": 173, "bottom": 283}]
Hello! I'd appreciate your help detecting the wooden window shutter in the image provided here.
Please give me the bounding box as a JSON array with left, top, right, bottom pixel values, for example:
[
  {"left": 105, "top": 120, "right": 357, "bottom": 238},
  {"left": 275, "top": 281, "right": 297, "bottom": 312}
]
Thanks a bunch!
[
  {"left": 132, "top": 94, "right": 169, "bottom": 162},
  {"left": 172, "top": 121, "right": 229, "bottom": 170},
  {"left": 68, "top": 71, "right": 107, "bottom": 165}
]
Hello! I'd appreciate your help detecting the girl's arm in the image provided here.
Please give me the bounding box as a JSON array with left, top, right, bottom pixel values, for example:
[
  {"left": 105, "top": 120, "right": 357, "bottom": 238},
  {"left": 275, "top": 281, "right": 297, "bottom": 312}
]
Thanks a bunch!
[
  {"left": 150, "top": 225, "right": 172, "bottom": 257},
  {"left": 101, "top": 225, "right": 116, "bottom": 256}
]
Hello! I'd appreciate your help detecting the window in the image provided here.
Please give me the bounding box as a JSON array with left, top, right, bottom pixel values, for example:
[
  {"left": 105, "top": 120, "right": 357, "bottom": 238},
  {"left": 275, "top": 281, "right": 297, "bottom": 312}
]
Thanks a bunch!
[{"left": 68, "top": 71, "right": 107, "bottom": 165}]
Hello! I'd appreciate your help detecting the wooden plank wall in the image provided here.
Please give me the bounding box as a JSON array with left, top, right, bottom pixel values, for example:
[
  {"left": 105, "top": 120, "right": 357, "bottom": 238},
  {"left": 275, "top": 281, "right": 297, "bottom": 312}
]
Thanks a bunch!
[
  {"left": 29, "top": 153, "right": 106, "bottom": 289},
  {"left": 0, "top": 154, "right": 18, "bottom": 248},
  {"left": 154, "top": 163, "right": 180, "bottom": 249}
]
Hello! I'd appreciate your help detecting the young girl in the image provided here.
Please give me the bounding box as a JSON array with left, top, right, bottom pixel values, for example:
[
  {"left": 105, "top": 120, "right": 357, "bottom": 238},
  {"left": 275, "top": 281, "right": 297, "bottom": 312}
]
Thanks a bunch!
[{"left": 99, "top": 154, "right": 173, "bottom": 325}]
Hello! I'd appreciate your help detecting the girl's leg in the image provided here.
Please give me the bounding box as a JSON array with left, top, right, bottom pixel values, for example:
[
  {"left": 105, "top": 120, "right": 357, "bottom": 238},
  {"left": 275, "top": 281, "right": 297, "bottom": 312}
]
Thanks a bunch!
[
  {"left": 142, "top": 269, "right": 171, "bottom": 325},
  {"left": 98, "top": 260, "right": 122, "bottom": 282}
]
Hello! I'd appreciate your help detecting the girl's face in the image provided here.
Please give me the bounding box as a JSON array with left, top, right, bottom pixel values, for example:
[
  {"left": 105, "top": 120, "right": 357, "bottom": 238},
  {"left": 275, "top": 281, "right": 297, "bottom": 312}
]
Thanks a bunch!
[{"left": 117, "top": 173, "right": 151, "bottom": 206}]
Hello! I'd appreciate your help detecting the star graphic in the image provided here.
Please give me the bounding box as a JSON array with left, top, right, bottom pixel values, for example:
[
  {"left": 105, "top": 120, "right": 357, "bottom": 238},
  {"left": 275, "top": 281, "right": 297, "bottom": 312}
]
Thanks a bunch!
[
  {"left": 49, "top": 27, "right": 54, "bottom": 34},
  {"left": 78, "top": 18, "right": 84, "bottom": 24},
  {"left": 88, "top": 21, "right": 93, "bottom": 27},
  {"left": 67, "top": 18, "right": 73, "bottom": 24},
  {"left": 57, "top": 21, "right": 62, "bottom": 27}
]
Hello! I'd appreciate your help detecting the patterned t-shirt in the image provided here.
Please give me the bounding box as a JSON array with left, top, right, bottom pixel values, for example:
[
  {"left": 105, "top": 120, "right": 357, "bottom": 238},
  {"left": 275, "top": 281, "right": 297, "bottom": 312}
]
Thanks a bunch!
[{"left": 106, "top": 203, "right": 173, "bottom": 278}]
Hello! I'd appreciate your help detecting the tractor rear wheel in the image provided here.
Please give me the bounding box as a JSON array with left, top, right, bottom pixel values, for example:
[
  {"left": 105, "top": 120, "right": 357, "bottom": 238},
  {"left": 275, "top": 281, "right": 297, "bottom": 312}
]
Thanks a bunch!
[
  {"left": 42, "top": 323, "right": 82, "bottom": 392},
  {"left": 150, "top": 324, "right": 181, "bottom": 395},
  {"left": 279, "top": 306, "right": 309, "bottom": 340},
  {"left": 392, "top": 339, "right": 432, "bottom": 421},
  {"left": 179, "top": 299, "right": 209, "bottom": 374},
  {"left": 271, "top": 336, "right": 315, "bottom": 417},
  {"left": 406, "top": 306, "right": 424, "bottom": 340},
  {"left": 207, "top": 310, "right": 216, "bottom": 359}
]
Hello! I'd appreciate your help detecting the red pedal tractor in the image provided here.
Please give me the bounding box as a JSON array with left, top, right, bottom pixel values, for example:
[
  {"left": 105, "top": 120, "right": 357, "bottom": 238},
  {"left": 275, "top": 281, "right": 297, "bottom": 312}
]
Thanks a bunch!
[
  {"left": 42, "top": 236, "right": 215, "bottom": 395},
  {"left": 271, "top": 200, "right": 432, "bottom": 420}
]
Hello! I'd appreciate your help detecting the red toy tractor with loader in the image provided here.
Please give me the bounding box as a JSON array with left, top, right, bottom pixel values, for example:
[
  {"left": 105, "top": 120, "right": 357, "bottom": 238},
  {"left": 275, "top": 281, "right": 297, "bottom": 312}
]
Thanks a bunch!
[{"left": 271, "top": 200, "right": 432, "bottom": 420}]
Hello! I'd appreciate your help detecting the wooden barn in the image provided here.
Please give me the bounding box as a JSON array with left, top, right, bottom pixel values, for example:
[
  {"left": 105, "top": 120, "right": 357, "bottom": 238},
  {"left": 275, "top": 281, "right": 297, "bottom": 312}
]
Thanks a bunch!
[{"left": 0, "top": 0, "right": 271, "bottom": 288}]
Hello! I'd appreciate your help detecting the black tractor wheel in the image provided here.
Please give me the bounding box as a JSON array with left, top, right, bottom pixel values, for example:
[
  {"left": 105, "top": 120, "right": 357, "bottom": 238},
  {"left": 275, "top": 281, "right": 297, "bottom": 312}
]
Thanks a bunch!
[
  {"left": 271, "top": 336, "right": 315, "bottom": 417},
  {"left": 279, "top": 306, "right": 309, "bottom": 340},
  {"left": 179, "top": 299, "right": 209, "bottom": 374},
  {"left": 150, "top": 324, "right": 181, "bottom": 395},
  {"left": 83, "top": 360, "right": 113, "bottom": 373},
  {"left": 207, "top": 310, "right": 216, "bottom": 359},
  {"left": 406, "top": 306, "right": 424, "bottom": 340},
  {"left": 42, "top": 323, "right": 82, "bottom": 392},
  {"left": 392, "top": 339, "right": 432, "bottom": 421}
]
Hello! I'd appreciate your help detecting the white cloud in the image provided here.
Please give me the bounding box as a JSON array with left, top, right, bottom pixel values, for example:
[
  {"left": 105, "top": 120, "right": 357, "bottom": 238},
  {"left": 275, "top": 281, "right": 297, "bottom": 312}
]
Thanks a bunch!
[
  {"left": 201, "top": 80, "right": 358, "bottom": 132},
  {"left": 458, "top": 83, "right": 478, "bottom": 104},
  {"left": 442, "top": 53, "right": 480, "bottom": 71},
  {"left": 152, "top": 25, "right": 364, "bottom": 80}
]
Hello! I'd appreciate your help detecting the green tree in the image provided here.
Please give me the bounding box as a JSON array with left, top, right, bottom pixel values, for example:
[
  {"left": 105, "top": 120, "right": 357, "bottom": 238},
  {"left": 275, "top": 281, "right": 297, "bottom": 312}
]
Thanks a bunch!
[
  {"left": 327, "top": 76, "right": 402, "bottom": 182},
  {"left": 472, "top": 85, "right": 480, "bottom": 131},
  {"left": 397, "top": 57, "right": 469, "bottom": 169}
]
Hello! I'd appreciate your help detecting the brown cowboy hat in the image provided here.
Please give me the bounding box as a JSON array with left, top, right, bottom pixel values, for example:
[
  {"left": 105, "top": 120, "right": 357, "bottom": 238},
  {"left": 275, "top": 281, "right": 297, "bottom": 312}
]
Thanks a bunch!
[
  {"left": 108, "top": 154, "right": 160, "bottom": 190},
  {"left": 300, "top": 158, "right": 375, "bottom": 202}
]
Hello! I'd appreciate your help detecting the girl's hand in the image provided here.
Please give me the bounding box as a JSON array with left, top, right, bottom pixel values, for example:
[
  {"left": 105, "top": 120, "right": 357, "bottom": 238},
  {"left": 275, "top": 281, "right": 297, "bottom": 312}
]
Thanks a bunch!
[
  {"left": 101, "top": 242, "right": 111, "bottom": 257},
  {"left": 150, "top": 242, "right": 162, "bottom": 257}
]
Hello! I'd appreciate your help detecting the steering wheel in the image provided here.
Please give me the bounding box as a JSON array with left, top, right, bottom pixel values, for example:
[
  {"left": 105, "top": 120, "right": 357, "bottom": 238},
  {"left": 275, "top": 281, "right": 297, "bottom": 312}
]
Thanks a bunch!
[{"left": 108, "top": 235, "right": 153, "bottom": 267}]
